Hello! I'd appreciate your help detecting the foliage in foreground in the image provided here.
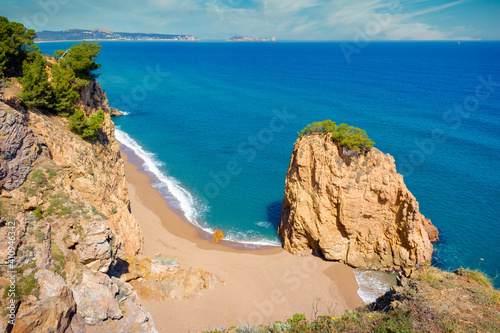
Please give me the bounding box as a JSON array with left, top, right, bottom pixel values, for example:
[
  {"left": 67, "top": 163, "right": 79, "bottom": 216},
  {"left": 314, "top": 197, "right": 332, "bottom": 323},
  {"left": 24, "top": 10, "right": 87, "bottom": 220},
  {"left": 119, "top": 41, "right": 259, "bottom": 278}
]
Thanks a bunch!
[
  {"left": 18, "top": 53, "right": 51, "bottom": 110},
  {"left": 206, "top": 267, "right": 500, "bottom": 333},
  {"left": 298, "top": 120, "right": 375, "bottom": 152}
]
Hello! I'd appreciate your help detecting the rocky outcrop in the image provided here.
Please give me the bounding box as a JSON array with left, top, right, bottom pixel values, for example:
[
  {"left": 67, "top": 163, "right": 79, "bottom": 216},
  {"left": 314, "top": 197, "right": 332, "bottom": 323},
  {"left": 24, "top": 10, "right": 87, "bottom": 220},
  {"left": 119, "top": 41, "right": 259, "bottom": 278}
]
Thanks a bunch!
[
  {"left": 75, "top": 217, "right": 116, "bottom": 272},
  {"left": 0, "top": 75, "right": 218, "bottom": 331},
  {"left": 26, "top": 100, "right": 143, "bottom": 257},
  {"left": 279, "top": 133, "right": 438, "bottom": 270},
  {"left": 77, "top": 79, "right": 123, "bottom": 116},
  {"left": 124, "top": 256, "right": 220, "bottom": 301},
  {"left": 12, "top": 270, "right": 76, "bottom": 333},
  {"left": 71, "top": 270, "right": 123, "bottom": 325},
  {"left": 0, "top": 103, "right": 46, "bottom": 191}
]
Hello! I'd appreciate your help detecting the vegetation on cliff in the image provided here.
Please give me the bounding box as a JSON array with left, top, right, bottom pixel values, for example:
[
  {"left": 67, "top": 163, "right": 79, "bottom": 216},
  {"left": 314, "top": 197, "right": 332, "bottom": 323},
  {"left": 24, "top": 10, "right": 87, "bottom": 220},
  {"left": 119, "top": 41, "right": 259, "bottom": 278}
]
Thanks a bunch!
[
  {"left": 68, "top": 109, "right": 105, "bottom": 141},
  {"left": 298, "top": 120, "right": 375, "bottom": 152},
  {"left": 207, "top": 266, "right": 499, "bottom": 333},
  {"left": 53, "top": 41, "right": 102, "bottom": 84},
  {"left": 0, "top": 17, "right": 104, "bottom": 141},
  {"left": 18, "top": 41, "right": 101, "bottom": 115},
  {"left": 0, "top": 16, "right": 38, "bottom": 77}
]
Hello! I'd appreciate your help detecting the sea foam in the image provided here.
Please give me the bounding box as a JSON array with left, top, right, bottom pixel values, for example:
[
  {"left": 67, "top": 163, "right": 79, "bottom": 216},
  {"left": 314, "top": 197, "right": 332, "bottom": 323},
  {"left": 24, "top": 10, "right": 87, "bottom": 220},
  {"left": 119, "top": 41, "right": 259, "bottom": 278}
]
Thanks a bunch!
[
  {"left": 354, "top": 269, "right": 396, "bottom": 303},
  {"left": 115, "top": 128, "right": 281, "bottom": 247},
  {"left": 115, "top": 128, "right": 203, "bottom": 225}
]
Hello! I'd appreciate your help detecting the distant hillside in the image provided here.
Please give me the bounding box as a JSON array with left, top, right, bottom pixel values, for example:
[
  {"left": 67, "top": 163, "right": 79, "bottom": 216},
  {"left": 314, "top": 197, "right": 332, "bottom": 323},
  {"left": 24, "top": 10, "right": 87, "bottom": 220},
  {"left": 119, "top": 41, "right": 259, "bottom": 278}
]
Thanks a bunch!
[{"left": 35, "top": 28, "right": 198, "bottom": 41}]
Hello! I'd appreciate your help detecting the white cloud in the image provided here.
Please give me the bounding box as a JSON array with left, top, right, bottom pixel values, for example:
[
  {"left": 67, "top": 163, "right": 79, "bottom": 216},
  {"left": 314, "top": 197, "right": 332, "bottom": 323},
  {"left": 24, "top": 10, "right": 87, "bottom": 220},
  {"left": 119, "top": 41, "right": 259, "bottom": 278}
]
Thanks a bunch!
[{"left": 3, "top": 0, "right": 474, "bottom": 40}]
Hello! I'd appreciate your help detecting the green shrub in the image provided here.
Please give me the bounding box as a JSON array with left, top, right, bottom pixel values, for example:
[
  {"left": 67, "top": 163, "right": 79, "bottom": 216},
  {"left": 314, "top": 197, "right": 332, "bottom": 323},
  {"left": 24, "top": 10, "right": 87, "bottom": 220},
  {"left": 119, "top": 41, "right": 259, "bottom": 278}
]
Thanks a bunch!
[
  {"left": 91, "top": 205, "right": 107, "bottom": 220},
  {"left": 32, "top": 206, "right": 43, "bottom": 220},
  {"left": 298, "top": 120, "right": 375, "bottom": 152},
  {"left": 287, "top": 313, "right": 307, "bottom": 325},
  {"left": 68, "top": 109, "right": 105, "bottom": 142}
]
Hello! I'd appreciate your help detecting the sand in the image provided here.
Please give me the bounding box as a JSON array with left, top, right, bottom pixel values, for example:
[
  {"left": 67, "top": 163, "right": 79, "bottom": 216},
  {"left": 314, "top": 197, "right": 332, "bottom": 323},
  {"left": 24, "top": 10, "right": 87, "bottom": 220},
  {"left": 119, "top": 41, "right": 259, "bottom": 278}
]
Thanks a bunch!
[{"left": 122, "top": 149, "right": 363, "bottom": 332}]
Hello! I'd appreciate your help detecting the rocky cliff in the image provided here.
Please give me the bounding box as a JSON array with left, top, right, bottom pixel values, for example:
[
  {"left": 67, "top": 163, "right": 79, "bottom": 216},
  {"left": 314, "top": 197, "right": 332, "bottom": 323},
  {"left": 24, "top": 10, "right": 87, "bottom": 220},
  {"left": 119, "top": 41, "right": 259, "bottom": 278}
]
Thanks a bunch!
[
  {"left": 279, "top": 133, "right": 438, "bottom": 270},
  {"left": 0, "top": 78, "right": 219, "bottom": 332}
]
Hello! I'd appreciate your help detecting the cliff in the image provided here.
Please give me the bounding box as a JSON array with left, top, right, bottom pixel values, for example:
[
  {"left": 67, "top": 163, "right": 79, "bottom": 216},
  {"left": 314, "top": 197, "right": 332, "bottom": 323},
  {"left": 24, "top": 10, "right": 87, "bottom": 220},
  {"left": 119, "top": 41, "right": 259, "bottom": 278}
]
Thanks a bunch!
[
  {"left": 0, "top": 78, "right": 218, "bottom": 332},
  {"left": 279, "top": 133, "right": 438, "bottom": 270}
]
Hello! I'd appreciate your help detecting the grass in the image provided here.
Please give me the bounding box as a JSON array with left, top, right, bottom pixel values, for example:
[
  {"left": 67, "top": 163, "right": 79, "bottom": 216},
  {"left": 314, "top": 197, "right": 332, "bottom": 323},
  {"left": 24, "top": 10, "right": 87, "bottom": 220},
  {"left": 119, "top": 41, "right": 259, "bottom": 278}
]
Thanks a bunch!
[
  {"left": 19, "top": 271, "right": 38, "bottom": 296},
  {"left": 44, "top": 192, "right": 73, "bottom": 217},
  {"left": 35, "top": 228, "right": 46, "bottom": 242},
  {"left": 467, "top": 287, "right": 499, "bottom": 306},
  {"left": 205, "top": 266, "right": 500, "bottom": 333},
  {"left": 415, "top": 269, "right": 445, "bottom": 289},
  {"left": 91, "top": 206, "right": 107, "bottom": 220},
  {"left": 51, "top": 241, "right": 67, "bottom": 277},
  {"left": 455, "top": 268, "right": 494, "bottom": 288}
]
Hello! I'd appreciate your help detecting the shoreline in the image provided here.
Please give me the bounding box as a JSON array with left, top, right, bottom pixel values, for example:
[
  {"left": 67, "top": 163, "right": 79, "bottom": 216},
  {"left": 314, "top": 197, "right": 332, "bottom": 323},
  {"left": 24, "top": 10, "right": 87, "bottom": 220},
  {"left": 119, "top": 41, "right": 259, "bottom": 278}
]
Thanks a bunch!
[
  {"left": 120, "top": 141, "right": 280, "bottom": 251},
  {"left": 120, "top": 147, "right": 364, "bottom": 331}
]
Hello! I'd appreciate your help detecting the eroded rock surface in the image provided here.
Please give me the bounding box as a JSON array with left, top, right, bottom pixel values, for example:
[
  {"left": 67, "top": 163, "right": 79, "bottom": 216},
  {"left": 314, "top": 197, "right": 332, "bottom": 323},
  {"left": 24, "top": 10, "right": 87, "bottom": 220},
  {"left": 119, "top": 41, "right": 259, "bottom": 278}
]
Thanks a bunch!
[
  {"left": 0, "top": 103, "right": 46, "bottom": 191},
  {"left": 279, "top": 133, "right": 438, "bottom": 270},
  {"left": 12, "top": 270, "right": 75, "bottom": 333}
]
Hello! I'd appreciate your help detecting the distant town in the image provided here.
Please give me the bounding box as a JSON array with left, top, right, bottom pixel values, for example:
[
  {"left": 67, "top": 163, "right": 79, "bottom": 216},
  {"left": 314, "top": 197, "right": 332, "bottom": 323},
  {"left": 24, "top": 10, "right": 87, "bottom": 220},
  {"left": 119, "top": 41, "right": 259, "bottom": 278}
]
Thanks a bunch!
[
  {"left": 34, "top": 28, "right": 278, "bottom": 42},
  {"left": 35, "top": 28, "right": 198, "bottom": 42},
  {"left": 228, "top": 36, "right": 276, "bottom": 42}
]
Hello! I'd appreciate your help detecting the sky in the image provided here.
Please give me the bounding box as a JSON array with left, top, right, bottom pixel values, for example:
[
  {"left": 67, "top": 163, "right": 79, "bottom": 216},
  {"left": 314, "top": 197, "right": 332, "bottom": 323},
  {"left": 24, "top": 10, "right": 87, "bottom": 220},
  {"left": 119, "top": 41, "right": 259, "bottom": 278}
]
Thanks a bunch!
[{"left": 2, "top": 0, "right": 499, "bottom": 40}]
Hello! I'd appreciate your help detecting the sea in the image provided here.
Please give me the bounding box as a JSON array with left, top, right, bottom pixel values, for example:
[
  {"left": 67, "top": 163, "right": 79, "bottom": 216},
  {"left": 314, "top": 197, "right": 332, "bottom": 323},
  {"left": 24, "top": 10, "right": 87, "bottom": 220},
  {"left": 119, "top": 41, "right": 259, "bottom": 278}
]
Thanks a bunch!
[{"left": 38, "top": 41, "right": 500, "bottom": 299}]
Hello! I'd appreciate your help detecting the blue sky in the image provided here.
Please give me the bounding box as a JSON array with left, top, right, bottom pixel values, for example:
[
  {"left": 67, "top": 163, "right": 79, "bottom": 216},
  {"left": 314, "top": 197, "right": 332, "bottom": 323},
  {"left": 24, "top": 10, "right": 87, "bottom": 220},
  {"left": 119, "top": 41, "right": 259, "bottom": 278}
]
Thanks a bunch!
[{"left": 2, "top": 0, "right": 499, "bottom": 40}]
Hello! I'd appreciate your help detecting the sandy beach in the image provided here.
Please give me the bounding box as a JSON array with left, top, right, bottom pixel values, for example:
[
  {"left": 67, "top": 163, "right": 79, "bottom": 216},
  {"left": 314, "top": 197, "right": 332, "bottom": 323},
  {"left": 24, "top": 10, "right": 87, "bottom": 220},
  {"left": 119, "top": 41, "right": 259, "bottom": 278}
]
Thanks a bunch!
[{"left": 121, "top": 148, "right": 363, "bottom": 332}]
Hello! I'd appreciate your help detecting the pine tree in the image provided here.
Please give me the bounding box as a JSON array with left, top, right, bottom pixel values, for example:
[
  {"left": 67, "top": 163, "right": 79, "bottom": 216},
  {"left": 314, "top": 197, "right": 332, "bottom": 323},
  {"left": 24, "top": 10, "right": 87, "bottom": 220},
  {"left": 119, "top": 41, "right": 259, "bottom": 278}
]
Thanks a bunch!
[
  {"left": 0, "top": 16, "right": 37, "bottom": 77},
  {"left": 298, "top": 120, "right": 375, "bottom": 152},
  {"left": 18, "top": 54, "right": 51, "bottom": 110},
  {"left": 51, "top": 64, "right": 79, "bottom": 115},
  {"left": 56, "top": 41, "right": 101, "bottom": 85}
]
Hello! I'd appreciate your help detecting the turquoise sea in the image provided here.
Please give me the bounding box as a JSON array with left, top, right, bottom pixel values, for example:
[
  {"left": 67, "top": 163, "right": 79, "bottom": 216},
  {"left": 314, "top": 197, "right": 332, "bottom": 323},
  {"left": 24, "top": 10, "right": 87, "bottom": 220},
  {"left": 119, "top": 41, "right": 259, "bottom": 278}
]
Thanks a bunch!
[{"left": 39, "top": 41, "right": 500, "bottom": 287}]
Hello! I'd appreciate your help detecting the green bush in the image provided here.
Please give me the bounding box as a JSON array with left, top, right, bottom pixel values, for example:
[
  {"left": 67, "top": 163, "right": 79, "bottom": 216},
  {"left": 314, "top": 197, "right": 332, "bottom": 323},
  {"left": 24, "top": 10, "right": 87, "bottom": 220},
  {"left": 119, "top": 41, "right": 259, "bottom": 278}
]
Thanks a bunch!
[
  {"left": 68, "top": 109, "right": 105, "bottom": 142},
  {"left": 298, "top": 120, "right": 375, "bottom": 152}
]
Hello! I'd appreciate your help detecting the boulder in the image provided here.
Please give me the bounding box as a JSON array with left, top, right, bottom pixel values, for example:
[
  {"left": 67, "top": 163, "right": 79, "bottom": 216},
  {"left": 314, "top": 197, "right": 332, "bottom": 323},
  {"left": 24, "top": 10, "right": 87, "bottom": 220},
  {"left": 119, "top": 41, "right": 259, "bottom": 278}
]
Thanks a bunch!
[
  {"left": 11, "top": 269, "right": 76, "bottom": 333},
  {"left": 71, "top": 270, "right": 123, "bottom": 325}
]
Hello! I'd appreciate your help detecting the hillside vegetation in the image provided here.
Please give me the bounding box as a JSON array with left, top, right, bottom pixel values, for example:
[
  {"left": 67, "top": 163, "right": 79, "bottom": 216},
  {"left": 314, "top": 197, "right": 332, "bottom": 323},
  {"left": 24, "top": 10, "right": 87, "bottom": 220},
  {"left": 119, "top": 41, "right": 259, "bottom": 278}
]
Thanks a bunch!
[
  {"left": 207, "top": 266, "right": 500, "bottom": 333},
  {"left": 0, "top": 16, "right": 104, "bottom": 141}
]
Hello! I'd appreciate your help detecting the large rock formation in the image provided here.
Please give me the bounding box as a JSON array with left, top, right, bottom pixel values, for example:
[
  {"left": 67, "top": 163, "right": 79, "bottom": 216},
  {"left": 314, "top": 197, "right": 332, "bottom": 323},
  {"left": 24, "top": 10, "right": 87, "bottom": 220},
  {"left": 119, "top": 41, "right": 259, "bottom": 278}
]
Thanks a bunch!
[
  {"left": 279, "top": 133, "right": 438, "bottom": 270},
  {"left": 0, "top": 103, "right": 47, "bottom": 191},
  {"left": 77, "top": 79, "right": 123, "bottom": 117},
  {"left": 0, "top": 76, "right": 219, "bottom": 332}
]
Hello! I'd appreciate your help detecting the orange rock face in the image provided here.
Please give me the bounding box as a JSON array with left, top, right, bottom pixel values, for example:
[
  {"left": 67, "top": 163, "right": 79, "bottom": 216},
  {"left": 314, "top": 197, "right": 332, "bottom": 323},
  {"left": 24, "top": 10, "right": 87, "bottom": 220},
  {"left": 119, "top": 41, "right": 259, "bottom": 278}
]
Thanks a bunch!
[{"left": 279, "top": 133, "right": 438, "bottom": 270}]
